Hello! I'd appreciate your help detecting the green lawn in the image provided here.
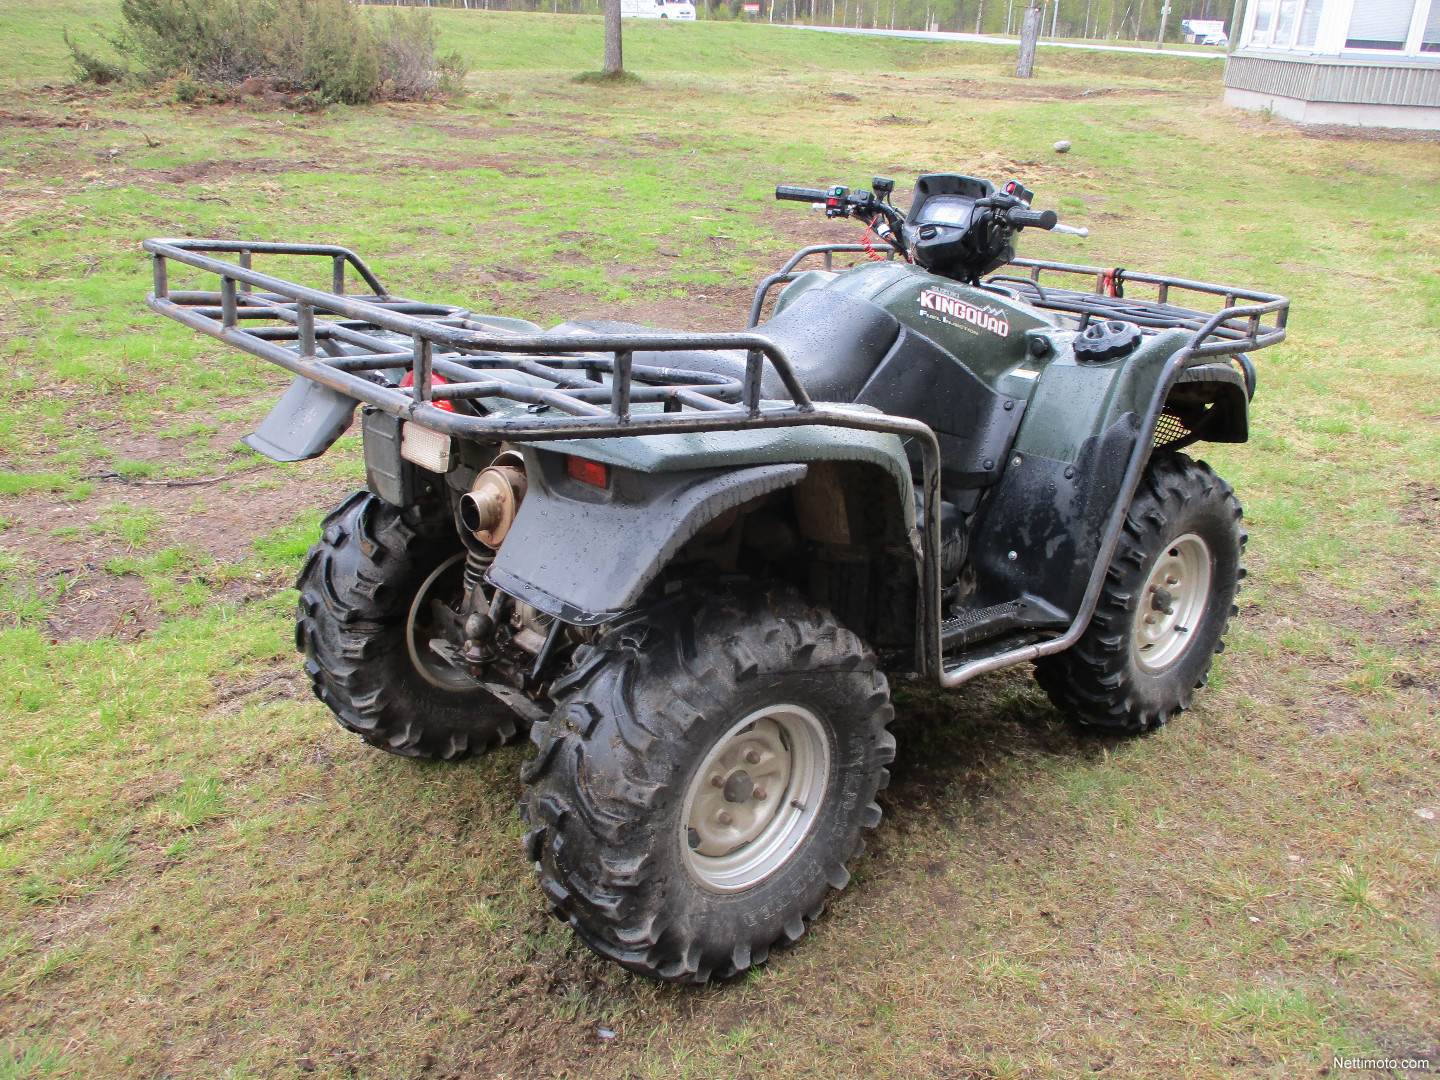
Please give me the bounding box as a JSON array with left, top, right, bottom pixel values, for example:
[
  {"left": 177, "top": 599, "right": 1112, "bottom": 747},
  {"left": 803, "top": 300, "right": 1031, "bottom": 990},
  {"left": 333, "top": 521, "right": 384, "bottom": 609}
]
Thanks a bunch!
[{"left": 0, "top": 5, "right": 1437, "bottom": 1079}]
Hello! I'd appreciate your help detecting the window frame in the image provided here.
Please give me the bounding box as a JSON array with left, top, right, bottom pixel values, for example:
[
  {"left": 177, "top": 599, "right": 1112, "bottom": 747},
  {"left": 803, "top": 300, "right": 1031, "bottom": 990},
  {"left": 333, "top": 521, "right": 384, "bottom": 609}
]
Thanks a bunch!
[{"left": 1244, "top": 0, "right": 1440, "bottom": 57}]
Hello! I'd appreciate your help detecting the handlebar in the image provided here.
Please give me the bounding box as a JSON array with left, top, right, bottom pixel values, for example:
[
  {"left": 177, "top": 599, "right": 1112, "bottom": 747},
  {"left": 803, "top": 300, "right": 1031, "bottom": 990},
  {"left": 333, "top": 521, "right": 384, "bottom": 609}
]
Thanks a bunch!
[
  {"left": 1004, "top": 207, "right": 1058, "bottom": 230},
  {"left": 775, "top": 185, "right": 830, "bottom": 204}
]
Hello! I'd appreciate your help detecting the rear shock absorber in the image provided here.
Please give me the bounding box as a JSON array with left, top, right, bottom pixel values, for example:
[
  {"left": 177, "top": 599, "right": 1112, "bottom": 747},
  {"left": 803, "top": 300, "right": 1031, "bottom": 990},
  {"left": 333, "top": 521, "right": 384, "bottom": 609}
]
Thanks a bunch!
[{"left": 462, "top": 544, "right": 491, "bottom": 611}]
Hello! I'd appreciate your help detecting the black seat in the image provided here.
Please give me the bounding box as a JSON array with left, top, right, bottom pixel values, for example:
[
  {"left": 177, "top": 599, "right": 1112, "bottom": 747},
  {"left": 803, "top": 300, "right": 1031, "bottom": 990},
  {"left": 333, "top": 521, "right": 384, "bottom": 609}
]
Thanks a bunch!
[{"left": 549, "top": 291, "right": 901, "bottom": 404}]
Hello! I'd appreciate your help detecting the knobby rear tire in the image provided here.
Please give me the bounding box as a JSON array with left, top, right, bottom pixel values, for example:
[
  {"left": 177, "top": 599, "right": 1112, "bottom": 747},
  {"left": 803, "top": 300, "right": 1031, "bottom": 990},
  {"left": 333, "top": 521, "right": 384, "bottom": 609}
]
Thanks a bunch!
[
  {"left": 295, "top": 491, "right": 521, "bottom": 760},
  {"left": 520, "top": 583, "right": 895, "bottom": 983}
]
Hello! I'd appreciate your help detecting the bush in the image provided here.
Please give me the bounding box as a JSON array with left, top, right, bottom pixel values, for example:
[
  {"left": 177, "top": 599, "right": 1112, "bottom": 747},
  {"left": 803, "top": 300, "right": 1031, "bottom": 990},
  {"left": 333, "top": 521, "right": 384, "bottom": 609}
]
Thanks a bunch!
[
  {"left": 109, "top": 0, "right": 465, "bottom": 104},
  {"left": 64, "top": 31, "right": 128, "bottom": 85}
]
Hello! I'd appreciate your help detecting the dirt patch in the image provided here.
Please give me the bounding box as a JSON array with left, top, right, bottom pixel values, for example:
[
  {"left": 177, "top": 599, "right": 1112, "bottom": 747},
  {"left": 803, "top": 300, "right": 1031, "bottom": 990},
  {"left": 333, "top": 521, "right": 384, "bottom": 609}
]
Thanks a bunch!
[
  {"left": 934, "top": 79, "right": 1181, "bottom": 103},
  {"left": 1300, "top": 123, "right": 1440, "bottom": 144},
  {"left": 436, "top": 262, "right": 541, "bottom": 286},
  {"left": 1401, "top": 481, "right": 1439, "bottom": 530},
  {"left": 1, "top": 431, "right": 352, "bottom": 643},
  {"left": 118, "top": 772, "right": 185, "bottom": 810},
  {"left": 543, "top": 285, "right": 757, "bottom": 334},
  {"left": 1300, "top": 694, "right": 1367, "bottom": 735},
  {"left": 0, "top": 110, "right": 127, "bottom": 131},
  {"left": 213, "top": 666, "right": 308, "bottom": 715},
  {"left": 48, "top": 571, "right": 161, "bottom": 642},
  {"left": 1232, "top": 113, "right": 1440, "bottom": 144},
  {"left": 155, "top": 158, "right": 325, "bottom": 184}
]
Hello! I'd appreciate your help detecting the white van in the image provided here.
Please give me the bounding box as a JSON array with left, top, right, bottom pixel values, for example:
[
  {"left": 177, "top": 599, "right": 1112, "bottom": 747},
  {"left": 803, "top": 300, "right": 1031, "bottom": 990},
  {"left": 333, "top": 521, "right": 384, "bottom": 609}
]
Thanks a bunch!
[{"left": 621, "top": 0, "right": 697, "bottom": 18}]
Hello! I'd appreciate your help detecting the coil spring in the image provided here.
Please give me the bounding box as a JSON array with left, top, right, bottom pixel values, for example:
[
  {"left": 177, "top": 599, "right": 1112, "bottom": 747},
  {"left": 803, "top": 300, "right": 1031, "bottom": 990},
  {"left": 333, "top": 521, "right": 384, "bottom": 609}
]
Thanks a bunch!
[{"left": 463, "top": 548, "right": 492, "bottom": 610}]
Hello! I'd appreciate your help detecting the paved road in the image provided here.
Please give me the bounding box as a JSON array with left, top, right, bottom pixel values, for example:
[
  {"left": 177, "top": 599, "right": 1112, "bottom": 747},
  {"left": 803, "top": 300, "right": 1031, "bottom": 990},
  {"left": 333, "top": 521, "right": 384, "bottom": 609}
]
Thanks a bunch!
[{"left": 783, "top": 23, "right": 1228, "bottom": 59}]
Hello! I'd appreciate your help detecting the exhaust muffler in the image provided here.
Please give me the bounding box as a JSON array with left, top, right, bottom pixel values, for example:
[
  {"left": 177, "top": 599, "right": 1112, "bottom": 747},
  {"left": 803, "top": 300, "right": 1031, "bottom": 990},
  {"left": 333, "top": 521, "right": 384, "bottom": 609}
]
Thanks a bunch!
[{"left": 460, "top": 452, "right": 527, "bottom": 549}]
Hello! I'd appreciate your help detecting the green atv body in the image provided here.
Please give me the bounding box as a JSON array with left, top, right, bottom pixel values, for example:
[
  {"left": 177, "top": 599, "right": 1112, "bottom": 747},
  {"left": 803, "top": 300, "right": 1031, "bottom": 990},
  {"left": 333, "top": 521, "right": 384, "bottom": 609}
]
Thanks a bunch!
[{"left": 142, "top": 171, "right": 1286, "bottom": 984}]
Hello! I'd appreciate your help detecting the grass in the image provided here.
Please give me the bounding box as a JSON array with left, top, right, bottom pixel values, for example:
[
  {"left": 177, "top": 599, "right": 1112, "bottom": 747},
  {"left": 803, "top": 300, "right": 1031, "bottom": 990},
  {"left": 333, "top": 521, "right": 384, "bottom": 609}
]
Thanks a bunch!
[{"left": 0, "top": 4, "right": 1437, "bottom": 1079}]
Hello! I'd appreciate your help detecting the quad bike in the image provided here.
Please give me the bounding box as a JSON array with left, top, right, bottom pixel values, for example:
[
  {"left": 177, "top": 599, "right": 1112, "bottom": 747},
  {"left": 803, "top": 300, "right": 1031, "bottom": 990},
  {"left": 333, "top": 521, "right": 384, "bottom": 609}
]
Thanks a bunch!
[{"left": 143, "top": 171, "right": 1287, "bottom": 983}]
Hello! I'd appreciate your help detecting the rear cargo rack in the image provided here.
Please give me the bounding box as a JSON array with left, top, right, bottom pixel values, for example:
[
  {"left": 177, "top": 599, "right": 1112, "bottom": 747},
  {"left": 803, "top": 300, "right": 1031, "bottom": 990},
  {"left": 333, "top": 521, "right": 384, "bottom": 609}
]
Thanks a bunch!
[{"left": 141, "top": 237, "right": 1288, "bottom": 692}]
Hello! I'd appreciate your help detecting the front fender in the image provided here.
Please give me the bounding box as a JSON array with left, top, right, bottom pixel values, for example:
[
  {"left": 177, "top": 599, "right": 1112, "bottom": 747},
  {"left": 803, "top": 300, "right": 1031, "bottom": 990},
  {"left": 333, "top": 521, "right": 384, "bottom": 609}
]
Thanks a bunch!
[{"left": 486, "top": 453, "right": 808, "bottom": 625}]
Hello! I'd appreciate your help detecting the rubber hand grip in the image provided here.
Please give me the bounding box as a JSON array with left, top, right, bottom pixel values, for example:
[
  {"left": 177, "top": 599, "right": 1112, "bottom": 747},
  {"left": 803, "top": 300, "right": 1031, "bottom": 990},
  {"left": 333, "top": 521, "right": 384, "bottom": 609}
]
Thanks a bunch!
[
  {"left": 1005, "top": 207, "right": 1059, "bottom": 230},
  {"left": 776, "top": 184, "right": 830, "bottom": 203}
]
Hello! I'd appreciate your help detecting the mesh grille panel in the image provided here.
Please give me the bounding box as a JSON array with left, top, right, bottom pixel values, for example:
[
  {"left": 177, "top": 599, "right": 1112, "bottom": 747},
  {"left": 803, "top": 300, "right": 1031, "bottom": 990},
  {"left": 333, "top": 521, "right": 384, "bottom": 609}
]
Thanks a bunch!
[{"left": 1153, "top": 409, "right": 1192, "bottom": 449}]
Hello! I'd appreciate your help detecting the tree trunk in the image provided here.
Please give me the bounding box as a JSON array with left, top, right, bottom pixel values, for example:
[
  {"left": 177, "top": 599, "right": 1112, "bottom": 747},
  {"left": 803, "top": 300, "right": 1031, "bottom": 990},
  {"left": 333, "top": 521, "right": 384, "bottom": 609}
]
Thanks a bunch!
[
  {"left": 974, "top": 0, "right": 985, "bottom": 32},
  {"left": 1016, "top": 4, "right": 1040, "bottom": 72},
  {"left": 604, "top": 0, "right": 623, "bottom": 73}
]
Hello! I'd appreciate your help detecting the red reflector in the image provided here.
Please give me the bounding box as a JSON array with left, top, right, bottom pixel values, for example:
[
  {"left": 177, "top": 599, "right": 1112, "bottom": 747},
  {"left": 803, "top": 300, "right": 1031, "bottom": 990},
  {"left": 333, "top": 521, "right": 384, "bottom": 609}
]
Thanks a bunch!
[
  {"left": 399, "top": 371, "right": 455, "bottom": 412},
  {"left": 567, "top": 456, "right": 608, "bottom": 488}
]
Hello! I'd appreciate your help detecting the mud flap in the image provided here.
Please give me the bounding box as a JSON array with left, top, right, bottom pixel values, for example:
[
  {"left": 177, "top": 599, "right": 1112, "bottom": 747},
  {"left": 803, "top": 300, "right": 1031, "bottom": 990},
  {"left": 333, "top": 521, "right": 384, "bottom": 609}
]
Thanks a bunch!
[{"left": 242, "top": 376, "right": 358, "bottom": 463}]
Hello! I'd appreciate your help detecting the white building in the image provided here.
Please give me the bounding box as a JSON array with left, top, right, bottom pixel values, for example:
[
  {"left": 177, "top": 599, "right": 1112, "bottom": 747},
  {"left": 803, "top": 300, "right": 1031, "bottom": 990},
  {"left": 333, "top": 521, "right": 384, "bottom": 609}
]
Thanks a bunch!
[{"left": 1224, "top": 0, "right": 1440, "bottom": 129}]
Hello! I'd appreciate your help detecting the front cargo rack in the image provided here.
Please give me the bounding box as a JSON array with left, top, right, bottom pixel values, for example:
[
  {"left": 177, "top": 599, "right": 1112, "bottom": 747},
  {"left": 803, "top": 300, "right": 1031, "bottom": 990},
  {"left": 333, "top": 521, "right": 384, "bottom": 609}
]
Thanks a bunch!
[
  {"left": 142, "top": 237, "right": 1288, "bottom": 691},
  {"left": 749, "top": 245, "right": 1288, "bottom": 377}
]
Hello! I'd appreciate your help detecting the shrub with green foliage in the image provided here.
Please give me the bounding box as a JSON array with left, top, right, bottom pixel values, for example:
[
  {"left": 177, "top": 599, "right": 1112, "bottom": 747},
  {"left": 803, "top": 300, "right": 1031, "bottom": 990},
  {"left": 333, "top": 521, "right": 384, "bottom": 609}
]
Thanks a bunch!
[
  {"left": 63, "top": 30, "right": 128, "bottom": 84},
  {"left": 70, "top": 0, "right": 466, "bottom": 103}
]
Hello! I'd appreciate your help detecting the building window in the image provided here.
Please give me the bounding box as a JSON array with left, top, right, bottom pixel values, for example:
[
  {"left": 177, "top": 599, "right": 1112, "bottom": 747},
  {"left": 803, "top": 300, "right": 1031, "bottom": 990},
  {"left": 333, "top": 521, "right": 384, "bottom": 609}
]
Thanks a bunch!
[
  {"left": 1295, "top": 0, "right": 1322, "bottom": 45},
  {"left": 1274, "top": 0, "right": 1301, "bottom": 43},
  {"left": 1424, "top": 0, "right": 1440, "bottom": 49},
  {"left": 1252, "top": 0, "right": 1277, "bottom": 42},
  {"left": 1345, "top": 0, "right": 1418, "bottom": 49}
]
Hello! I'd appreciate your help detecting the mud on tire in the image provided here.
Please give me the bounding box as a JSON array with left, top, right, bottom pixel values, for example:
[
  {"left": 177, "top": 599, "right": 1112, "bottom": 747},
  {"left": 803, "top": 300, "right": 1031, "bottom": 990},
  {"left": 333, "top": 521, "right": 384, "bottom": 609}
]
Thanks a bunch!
[
  {"left": 521, "top": 583, "right": 895, "bottom": 983},
  {"left": 296, "top": 490, "right": 520, "bottom": 759},
  {"left": 1034, "top": 453, "right": 1246, "bottom": 734}
]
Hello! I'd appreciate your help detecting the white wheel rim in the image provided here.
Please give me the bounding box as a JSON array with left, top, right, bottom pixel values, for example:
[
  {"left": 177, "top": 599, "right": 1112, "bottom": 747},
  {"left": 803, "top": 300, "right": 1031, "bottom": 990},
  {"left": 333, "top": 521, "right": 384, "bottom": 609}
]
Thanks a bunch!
[
  {"left": 680, "top": 704, "right": 830, "bottom": 893},
  {"left": 1131, "top": 532, "right": 1212, "bottom": 673}
]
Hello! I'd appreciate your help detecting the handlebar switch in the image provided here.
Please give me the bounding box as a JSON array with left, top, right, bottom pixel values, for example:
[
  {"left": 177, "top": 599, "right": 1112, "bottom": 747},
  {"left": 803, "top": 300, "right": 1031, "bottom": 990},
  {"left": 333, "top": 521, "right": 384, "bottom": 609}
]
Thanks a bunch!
[
  {"left": 825, "top": 185, "right": 850, "bottom": 218},
  {"left": 1002, "top": 180, "right": 1035, "bottom": 205}
]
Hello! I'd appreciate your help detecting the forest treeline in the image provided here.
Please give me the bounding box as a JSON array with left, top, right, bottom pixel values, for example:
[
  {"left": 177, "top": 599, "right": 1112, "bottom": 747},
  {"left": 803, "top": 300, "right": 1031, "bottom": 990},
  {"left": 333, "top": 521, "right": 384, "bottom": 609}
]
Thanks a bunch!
[{"left": 357, "top": 0, "right": 1238, "bottom": 42}]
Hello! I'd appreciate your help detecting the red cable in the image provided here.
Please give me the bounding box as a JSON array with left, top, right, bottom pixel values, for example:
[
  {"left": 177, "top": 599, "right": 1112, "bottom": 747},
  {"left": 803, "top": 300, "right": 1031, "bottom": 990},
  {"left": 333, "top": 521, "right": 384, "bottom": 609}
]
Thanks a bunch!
[{"left": 861, "top": 218, "right": 885, "bottom": 262}]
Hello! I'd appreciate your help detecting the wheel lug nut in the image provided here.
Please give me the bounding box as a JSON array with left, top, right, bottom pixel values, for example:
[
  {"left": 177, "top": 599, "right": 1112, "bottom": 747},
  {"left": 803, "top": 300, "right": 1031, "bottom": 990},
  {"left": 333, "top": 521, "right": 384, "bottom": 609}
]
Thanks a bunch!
[
  {"left": 753, "top": 788, "right": 767, "bottom": 801},
  {"left": 710, "top": 774, "right": 725, "bottom": 788},
  {"left": 745, "top": 750, "right": 761, "bottom": 765},
  {"left": 717, "top": 810, "right": 733, "bottom": 826},
  {"left": 1166, "top": 575, "right": 1178, "bottom": 585},
  {"left": 1144, "top": 615, "right": 1156, "bottom": 624}
]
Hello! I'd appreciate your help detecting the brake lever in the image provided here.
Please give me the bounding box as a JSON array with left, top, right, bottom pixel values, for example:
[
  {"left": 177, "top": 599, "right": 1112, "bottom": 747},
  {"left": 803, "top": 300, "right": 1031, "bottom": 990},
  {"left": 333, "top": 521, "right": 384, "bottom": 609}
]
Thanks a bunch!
[{"left": 1052, "top": 223, "right": 1090, "bottom": 237}]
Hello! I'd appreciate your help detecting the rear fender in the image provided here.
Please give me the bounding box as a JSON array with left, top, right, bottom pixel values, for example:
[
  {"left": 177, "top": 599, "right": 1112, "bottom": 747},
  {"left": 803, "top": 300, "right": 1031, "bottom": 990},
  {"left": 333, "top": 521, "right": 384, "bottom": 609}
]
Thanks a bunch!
[{"left": 486, "top": 451, "right": 809, "bottom": 625}]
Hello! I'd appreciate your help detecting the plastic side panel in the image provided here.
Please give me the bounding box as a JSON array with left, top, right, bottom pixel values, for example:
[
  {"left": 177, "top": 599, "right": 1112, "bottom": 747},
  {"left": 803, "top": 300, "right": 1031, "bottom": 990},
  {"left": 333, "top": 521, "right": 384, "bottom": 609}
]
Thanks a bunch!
[
  {"left": 242, "top": 376, "right": 357, "bottom": 463},
  {"left": 965, "top": 414, "right": 1141, "bottom": 618},
  {"left": 853, "top": 325, "right": 1026, "bottom": 488},
  {"left": 486, "top": 461, "right": 808, "bottom": 625}
]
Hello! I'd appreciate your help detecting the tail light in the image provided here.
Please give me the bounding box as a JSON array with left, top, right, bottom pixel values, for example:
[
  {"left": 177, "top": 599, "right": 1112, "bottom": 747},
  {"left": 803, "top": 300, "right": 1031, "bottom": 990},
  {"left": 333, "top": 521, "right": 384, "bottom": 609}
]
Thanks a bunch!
[
  {"left": 398, "top": 371, "right": 455, "bottom": 412},
  {"left": 567, "top": 456, "right": 608, "bottom": 488}
]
